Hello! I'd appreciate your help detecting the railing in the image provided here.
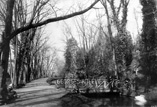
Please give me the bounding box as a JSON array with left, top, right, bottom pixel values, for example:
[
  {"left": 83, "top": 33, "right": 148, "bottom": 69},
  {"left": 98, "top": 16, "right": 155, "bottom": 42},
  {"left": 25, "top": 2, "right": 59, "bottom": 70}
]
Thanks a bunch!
[{"left": 55, "top": 77, "right": 129, "bottom": 93}]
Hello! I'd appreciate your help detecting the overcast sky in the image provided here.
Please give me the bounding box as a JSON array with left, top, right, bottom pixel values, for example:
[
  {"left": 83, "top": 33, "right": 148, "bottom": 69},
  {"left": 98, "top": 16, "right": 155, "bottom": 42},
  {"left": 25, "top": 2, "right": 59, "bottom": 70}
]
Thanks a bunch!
[{"left": 44, "top": 0, "right": 143, "bottom": 60}]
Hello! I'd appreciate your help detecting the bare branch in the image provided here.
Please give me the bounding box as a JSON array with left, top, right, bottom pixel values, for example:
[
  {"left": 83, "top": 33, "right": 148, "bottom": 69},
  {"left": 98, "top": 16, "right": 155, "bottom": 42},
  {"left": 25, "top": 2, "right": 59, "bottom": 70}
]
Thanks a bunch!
[
  {"left": 117, "top": 0, "right": 122, "bottom": 16},
  {"left": 10, "top": 0, "right": 100, "bottom": 40},
  {"left": 48, "top": 3, "right": 58, "bottom": 17}
]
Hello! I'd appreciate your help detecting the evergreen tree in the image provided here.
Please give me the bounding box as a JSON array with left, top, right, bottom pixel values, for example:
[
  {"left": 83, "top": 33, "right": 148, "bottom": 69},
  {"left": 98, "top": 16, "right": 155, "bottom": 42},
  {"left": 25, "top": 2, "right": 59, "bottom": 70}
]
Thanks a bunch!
[
  {"left": 140, "top": 0, "right": 157, "bottom": 87},
  {"left": 64, "top": 38, "right": 78, "bottom": 74}
]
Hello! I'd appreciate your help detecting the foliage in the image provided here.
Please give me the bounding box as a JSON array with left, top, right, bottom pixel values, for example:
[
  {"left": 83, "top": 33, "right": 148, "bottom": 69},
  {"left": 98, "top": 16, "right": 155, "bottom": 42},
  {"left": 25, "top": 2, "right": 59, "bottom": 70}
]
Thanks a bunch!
[
  {"left": 139, "top": 0, "right": 157, "bottom": 86},
  {"left": 83, "top": 30, "right": 113, "bottom": 78},
  {"left": 64, "top": 48, "right": 72, "bottom": 72},
  {"left": 114, "top": 31, "right": 133, "bottom": 71},
  {"left": 64, "top": 38, "right": 78, "bottom": 73},
  {"left": 75, "top": 48, "right": 85, "bottom": 70},
  {"left": 85, "top": 46, "right": 100, "bottom": 78}
]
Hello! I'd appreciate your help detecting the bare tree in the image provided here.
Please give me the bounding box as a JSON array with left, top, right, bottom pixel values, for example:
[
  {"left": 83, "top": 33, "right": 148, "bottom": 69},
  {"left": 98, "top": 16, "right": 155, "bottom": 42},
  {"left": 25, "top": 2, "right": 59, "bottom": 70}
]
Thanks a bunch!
[{"left": 100, "top": 0, "right": 132, "bottom": 77}]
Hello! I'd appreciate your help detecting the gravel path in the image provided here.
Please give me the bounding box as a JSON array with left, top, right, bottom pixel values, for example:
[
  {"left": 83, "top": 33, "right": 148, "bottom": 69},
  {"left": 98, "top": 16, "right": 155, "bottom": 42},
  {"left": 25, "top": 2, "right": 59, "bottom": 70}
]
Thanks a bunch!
[{"left": 3, "top": 78, "right": 67, "bottom": 107}]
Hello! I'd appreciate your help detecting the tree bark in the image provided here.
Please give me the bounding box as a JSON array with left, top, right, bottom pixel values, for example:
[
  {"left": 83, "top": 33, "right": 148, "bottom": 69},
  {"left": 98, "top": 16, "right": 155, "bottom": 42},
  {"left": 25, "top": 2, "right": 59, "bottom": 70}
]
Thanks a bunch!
[
  {"left": 101, "top": 0, "right": 117, "bottom": 75},
  {"left": 0, "top": 40, "right": 10, "bottom": 101},
  {"left": 0, "top": 0, "right": 15, "bottom": 101}
]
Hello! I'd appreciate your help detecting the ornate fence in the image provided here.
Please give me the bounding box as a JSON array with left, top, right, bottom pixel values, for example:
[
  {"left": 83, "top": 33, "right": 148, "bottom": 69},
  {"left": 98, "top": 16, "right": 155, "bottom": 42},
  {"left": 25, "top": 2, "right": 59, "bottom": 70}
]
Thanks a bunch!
[{"left": 55, "top": 79, "right": 112, "bottom": 93}]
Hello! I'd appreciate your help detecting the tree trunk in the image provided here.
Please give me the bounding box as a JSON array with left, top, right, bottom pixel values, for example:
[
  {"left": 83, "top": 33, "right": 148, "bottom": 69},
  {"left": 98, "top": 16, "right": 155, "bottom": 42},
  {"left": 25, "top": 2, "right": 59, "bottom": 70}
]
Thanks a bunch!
[
  {"left": 0, "top": 41, "right": 10, "bottom": 101},
  {"left": 102, "top": 0, "right": 117, "bottom": 75},
  {"left": 26, "top": 56, "right": 31, "bottom": 82},
  {"left": 13, "top": 36, "right": 18, "bottom": 88},
  {"left": 0, "top": 0, "right": 15, "bottom": 101}
]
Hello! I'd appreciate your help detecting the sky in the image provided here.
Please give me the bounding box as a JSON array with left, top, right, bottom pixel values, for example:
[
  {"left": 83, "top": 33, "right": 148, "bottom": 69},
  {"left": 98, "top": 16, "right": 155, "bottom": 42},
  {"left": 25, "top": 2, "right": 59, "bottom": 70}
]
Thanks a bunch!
[{"left": 44, "top": 0, "right": 143, "bottom": 60}]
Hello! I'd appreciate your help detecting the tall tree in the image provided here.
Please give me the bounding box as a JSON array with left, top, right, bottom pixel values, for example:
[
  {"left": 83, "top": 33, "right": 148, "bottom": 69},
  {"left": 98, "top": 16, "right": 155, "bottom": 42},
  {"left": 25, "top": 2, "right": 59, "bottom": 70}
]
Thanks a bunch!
[
  {"left": 101, "top": 0, "right": 133, "bottom": 78},
  {"left": 140, "top": 0, "right": 157, "bottom": 90},
  {"left": 0, "top": 0, "right": 15, "bottom": 101},
  {"left": 64, "top": 37, "right": 78, "bottom": 74}
]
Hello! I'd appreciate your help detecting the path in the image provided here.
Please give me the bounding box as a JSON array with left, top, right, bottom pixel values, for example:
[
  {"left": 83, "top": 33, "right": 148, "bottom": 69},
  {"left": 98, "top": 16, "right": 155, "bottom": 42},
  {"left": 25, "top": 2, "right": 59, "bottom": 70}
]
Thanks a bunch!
[{"left": 2, "top": 78, "right": 67, "bottom": 107}]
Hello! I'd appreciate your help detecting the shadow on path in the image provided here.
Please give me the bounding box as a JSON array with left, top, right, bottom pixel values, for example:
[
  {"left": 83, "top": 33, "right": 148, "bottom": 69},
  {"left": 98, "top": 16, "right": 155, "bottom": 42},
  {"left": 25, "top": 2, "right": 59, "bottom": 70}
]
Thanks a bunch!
[{"left": 4, "top": 78, "right": 67, "bottom": 107}]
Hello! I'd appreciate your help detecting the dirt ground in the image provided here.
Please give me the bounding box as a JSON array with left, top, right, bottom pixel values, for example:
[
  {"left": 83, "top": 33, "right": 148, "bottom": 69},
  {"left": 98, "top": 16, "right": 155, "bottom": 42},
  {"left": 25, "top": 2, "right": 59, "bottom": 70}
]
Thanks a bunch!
[{"left": 1, "top": 78, "right": 67, "bottom": 107}]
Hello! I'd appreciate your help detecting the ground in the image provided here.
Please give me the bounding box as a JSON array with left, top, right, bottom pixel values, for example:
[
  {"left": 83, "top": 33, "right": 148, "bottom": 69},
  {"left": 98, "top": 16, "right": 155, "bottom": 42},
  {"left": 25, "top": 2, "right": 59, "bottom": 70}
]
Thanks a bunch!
[{"left": 1, "top": 78, "right": 67, "bottom": 107}]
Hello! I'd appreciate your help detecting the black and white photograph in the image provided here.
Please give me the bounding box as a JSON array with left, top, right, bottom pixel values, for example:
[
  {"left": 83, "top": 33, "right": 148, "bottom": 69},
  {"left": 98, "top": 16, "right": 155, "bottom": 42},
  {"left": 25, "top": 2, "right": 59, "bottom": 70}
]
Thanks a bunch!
[{"left": 0, "top": 0, "right": 157, "bottom": 107}]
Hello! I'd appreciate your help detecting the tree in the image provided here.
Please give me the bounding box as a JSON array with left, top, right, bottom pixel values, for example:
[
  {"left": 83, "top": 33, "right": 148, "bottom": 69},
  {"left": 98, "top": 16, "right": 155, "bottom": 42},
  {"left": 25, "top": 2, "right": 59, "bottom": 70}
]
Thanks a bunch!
[
  {"left": 85, "top": 26, "right": 113, "bottom": 78},
  {"left": 76, "top": 48, "right": 85, "bottom": 70},
  {"left": 101, "top": 0, "right": 133, "bottom": 78},
  {"left": 140, "top": 0, "right": 157, "bottom": 90},
  {"left": 64, "top": 37, "right": 78, "bottom": 74},
  {"left": 73, "top": 14, "right": 99, "bottom": 78},
  {"left": 0, "top": 0, "right": 100, "bottom": 101},
  {"left": 114, "top": 31, "right": 133, "bottom": 72},
  {"left": 85, "top": 46, "right": 97, "bottom": 78}
]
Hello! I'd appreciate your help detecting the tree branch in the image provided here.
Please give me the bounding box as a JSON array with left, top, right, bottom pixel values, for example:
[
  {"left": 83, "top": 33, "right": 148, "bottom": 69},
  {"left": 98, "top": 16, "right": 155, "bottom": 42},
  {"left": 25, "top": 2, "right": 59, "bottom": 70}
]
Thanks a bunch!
[{"left": 10, "top": 0, "right": 100, "bottom": 40}]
